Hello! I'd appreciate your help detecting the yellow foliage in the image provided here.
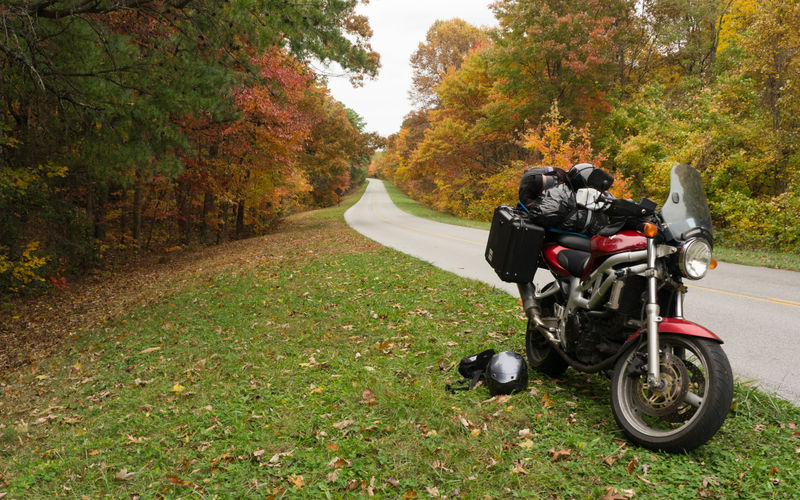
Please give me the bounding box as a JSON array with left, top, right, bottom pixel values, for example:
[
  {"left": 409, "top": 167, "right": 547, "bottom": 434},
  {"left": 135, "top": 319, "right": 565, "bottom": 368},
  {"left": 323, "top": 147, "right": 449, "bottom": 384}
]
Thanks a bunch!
[{"left": 1, "top": 241, "right": 50, "bottom": 293}]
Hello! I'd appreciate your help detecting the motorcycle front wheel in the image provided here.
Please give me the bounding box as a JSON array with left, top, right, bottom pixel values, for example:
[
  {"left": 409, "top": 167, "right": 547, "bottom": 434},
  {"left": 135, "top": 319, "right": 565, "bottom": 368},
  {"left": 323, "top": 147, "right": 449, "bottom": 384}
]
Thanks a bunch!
[{"left": 610, "top": 334, "right": 733, "bottom": 452}]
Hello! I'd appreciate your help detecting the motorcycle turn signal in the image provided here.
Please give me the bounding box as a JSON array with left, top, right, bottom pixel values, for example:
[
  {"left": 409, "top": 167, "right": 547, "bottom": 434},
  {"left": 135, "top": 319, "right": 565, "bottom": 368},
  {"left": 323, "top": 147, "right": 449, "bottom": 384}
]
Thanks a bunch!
[{"left": 642, "top": 222, "right": 658, "bottom": 238}]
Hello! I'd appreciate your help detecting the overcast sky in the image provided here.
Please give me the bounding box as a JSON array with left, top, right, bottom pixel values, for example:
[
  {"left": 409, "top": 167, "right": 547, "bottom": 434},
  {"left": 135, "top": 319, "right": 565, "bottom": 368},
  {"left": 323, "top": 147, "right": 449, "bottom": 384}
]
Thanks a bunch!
[{"left": 325, "top": 0, "right": 499, "bottom": 138}]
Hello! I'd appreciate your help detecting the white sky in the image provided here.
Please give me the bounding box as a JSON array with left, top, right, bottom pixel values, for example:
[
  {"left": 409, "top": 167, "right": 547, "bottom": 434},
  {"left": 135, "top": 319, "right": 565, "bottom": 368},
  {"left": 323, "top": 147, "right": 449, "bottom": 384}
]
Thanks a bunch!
[{"left": 325, "top": 0, "right": 499, "bottom": 138}]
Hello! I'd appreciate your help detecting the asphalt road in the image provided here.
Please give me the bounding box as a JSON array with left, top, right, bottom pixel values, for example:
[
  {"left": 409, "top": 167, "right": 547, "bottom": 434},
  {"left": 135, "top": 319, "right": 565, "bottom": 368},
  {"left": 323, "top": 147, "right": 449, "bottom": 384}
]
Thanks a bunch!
[{"left": 346, "top": 178, "right": 800, "bottom": 403}]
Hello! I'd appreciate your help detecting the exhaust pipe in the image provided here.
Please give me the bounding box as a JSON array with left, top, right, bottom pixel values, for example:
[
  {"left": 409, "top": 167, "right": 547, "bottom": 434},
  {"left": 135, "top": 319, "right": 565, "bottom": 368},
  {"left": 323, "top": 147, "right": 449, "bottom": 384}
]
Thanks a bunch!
[{"left": 517, "top": 282, "right": 558, "bottom": 342}]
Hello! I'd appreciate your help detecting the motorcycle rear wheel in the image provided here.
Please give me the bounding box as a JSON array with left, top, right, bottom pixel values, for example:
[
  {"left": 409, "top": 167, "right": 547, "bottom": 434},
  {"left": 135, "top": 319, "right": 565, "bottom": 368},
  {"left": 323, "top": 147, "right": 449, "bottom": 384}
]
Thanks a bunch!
[
  {"left": 525, "top": 318, "right": 568, "bottom": 377},
  {"left": 610, "top": 334, "right": 733, "bottom": 452}
]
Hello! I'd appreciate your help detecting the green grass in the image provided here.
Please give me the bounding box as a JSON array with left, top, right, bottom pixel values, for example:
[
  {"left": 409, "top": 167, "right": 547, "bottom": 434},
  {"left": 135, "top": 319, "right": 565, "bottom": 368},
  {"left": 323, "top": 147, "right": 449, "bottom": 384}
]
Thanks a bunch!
[
  {"left": 382, "top": 182, "right": 491, "bottom": 230},
  {"left": 381, "top": 179, "right": 800, "bottom": 273},
  {"left": 2, "top": 186, "right": 800, "bottom": 498}
]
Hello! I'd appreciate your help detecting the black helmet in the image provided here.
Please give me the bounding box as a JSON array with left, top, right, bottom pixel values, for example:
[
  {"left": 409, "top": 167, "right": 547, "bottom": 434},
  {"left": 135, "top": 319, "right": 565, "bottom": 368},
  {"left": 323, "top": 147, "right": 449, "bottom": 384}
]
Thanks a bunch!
[
  {"left": 568, "top": 163, "right": 614, "bottom": 192},
  {"left": 485, "top": 351, "right": 529, "bottom": 395}
]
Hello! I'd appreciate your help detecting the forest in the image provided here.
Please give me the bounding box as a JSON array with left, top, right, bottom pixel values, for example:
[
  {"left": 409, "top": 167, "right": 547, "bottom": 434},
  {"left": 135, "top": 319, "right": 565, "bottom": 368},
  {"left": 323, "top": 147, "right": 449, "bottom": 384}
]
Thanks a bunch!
[
  {"left": 0, "top": 0, "right": 381, "bottom": 295},
  {"left": 374, "top": 0, "right": 800, "bottom": 256}
]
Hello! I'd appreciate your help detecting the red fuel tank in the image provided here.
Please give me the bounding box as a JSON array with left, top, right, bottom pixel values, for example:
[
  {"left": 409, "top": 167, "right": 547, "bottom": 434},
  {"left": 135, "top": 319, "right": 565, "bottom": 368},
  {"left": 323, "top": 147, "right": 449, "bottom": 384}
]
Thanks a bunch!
[{"left": 591, "top": 230, "right": 647, "bottom": 257}]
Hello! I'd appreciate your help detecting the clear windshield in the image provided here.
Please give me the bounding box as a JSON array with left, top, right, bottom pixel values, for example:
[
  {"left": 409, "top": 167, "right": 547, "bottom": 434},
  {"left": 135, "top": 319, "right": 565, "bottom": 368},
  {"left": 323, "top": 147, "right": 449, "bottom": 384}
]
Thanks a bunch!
[{"left": 661, "top": 164, "right": 713, "bottom": 243}]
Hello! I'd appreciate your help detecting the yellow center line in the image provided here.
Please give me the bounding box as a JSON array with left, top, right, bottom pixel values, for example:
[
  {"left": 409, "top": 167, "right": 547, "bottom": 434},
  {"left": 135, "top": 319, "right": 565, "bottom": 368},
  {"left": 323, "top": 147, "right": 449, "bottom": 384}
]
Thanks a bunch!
[
  {"left": 685, "top": 284, "right": 800, "bottom": 309},
  {"left": 369, "top": 187, "right": 800, "bottom": 310}
]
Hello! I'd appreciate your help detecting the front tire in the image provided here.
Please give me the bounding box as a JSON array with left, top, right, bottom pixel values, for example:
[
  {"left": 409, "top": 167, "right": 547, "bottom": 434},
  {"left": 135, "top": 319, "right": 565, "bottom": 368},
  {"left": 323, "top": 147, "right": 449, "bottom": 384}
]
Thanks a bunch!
[{"left": 610, "top": 334, "right": 733, "bottom": 452}]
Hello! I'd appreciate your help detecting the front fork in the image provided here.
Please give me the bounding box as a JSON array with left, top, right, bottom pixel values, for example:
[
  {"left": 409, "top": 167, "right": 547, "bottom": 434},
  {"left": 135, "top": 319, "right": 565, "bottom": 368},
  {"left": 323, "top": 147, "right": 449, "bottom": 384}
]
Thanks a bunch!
[{"left": 645, "top": 237, "right": 664, "bottom": 389}]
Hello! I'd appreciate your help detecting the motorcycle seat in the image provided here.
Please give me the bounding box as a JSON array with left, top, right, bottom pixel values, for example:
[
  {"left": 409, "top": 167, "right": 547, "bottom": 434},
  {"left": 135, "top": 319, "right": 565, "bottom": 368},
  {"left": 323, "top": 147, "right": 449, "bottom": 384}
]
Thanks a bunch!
[
  {"left": 556, "top": 248, "right": 591, "bottom": 277},
  {"left": 547, "top": 230, "right": 591, "bottom": 252}
]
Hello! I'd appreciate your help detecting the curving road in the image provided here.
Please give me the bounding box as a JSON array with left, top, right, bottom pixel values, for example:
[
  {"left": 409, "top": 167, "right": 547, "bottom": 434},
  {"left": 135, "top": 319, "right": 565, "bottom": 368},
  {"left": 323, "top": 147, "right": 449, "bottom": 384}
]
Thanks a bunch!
[{"left": 346, "top": 178, "right": 800, "bottom": 403}]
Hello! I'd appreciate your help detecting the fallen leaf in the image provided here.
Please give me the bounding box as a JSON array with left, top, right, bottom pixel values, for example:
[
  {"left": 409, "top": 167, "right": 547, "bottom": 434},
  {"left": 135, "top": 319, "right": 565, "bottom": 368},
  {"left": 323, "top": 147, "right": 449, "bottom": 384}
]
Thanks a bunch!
[
  {"left": 139, "top": 347, "right": 160, "bottom": 354},
  {"left": 269, "top": 449, "right": 294, "bottom": 463},
  {"left": 114, "top": 468, "right": 136, "bottom": 481},
  {"left": 627, "top": 458, "right": 639, "bottom": 474},
  {"left": 457, "top": 415, "right": 471, "bottom": 429},
  {"left": 549, "top": 448, "right": 572, "bottom": 462},
  {"left": 327, "top": 457, "right": 351, "bottom": 469},
  {"left": 541, "top": 392, "right": 553, "bottom": 408},
  {"left": 327, "top": 470, "right": 339, "bottom": 482},
  {"left": 171, "top": 383, "right": 185, "bottom": 393},
  {"left": 333, "top": 419, "right": 355, "bottom": 430},
  {"left": 362, "top": 388, "right": 376, "bottom": 407},
  {"left": 326, "top": 442, "right": 339, "bottom": 451},
  {"left": 518, "top": 438, "right": 534, "bottom": 449},
  {"left": 511, "top": 460, "right": 529, "bottom": 475},
  {"left": 133, "top": 378, "right": 153, "bottom": 387},
  {"left": 425, "top": 486, "right": 440, "bottom": 497},
  {"left": 470, "top": 428, "right": 481, "bottom": 437},
  {"left": 368, "top": 476, "right": 376, "bottom": 497},
  {"left": 431, "top": 460, "right": 453, "bottom": 473},
  {"left": 253, "top": 449, "right": 266, "bottom": 458},
  {"left": 387, "top": 477, "right": 400, "bottom": 487},
  {"left": 347, "top": 479, "right": 361, "bottom": 491},
  {"left": 288, "top": 475, "right": 304, "bottom": 489},
  {"left": 402, "top": 490, "right": 418, "bottom": 499},
  {"left": 599, "top": 486, "right": 636, "bottom": 500},
  {"left": 481, "top": 395, "right": 511, "bottom": 406},
  {"left": 165, "top": 474, "right": 192, "bottom": 487},
  {"left": 518, "top": 428, "right": 535, "bottom": 439},
  {"left": 309, "top": 386, "right": 323, "bottom": 395}
]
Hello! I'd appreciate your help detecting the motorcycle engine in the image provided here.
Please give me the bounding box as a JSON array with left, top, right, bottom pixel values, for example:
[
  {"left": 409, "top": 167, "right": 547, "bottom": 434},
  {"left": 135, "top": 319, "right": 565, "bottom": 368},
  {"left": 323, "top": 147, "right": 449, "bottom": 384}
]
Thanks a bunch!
[{"left": 566, "top": 310, "right": 626, "bottom": 365}]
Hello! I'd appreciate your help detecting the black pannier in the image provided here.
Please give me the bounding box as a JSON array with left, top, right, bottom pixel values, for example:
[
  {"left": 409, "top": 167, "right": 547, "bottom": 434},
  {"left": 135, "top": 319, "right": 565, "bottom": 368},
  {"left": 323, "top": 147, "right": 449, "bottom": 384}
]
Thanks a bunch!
[{"left": 485, "top": 205, "right": 545, "bottom": 283}]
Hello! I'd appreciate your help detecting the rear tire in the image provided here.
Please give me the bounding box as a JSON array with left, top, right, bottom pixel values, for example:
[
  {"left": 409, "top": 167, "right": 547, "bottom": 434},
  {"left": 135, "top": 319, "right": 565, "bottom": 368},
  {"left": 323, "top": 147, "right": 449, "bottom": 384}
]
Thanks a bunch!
[
  {"left": 525, "top": 320, "right": 568, "bottom": 377},
  {"left": 610, "top": 334, "right": 733, "bottom": 452}
]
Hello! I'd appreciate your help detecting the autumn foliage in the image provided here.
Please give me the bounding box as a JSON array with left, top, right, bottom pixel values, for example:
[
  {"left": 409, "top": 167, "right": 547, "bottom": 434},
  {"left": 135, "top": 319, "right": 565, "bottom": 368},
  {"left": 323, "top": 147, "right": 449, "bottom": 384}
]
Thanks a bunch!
[
  {"left": 0, "top": 1, "right": 380, "bottom": 295},
  {"left": 375, "top": 0, "right": 800, "bottom": 253}
]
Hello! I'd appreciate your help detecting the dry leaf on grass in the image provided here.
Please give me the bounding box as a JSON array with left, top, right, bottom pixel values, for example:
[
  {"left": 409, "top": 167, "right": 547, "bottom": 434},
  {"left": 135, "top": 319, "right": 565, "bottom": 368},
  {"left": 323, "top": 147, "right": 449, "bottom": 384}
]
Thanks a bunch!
[
  {"left": 165, "top": 474, "right": 192, "bottom": 487},
  {"left": 362, "top": 388, "right": 376, "bottom": 407},
  {"left": 599, "top": 486, "right": 635, "bottom": 499},
  {"left": 518, "top": 438, "right": 534, "bottom": 449},
  {"left": 511, "top": 460, "right": 529, "bottom": 475},
  {"left": 114, "top": 468, "right": 135, "bottom": 481},
  {"left": 327, "top": 457, "right": 351, "bottom": 469},
  {"left": 549, "top": 448, "right": 572, "bottom": 461},
  {"left": 269, "top": 449, "right": 294, "bottom": 464},
  {"left": 333, "top": 419, "right": 355, "bottom": 430}
]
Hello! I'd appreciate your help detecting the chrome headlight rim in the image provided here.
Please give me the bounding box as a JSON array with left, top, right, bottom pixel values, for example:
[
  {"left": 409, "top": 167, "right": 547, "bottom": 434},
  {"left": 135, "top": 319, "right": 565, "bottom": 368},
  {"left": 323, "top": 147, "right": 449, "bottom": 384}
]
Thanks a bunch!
[{"left": 679, "top": 238, "right": 712, "bottom": 280}]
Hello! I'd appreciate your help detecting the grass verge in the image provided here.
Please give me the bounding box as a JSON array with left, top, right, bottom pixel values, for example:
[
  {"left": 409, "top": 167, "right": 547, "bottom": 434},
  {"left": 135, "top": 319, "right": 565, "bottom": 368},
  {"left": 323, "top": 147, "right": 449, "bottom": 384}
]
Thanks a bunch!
[
  {"left": 2, "top": 185, "right": 800, "bottom": 498},
  {"left": 381, "top": 179, "right": 800, "bottom": 273}
]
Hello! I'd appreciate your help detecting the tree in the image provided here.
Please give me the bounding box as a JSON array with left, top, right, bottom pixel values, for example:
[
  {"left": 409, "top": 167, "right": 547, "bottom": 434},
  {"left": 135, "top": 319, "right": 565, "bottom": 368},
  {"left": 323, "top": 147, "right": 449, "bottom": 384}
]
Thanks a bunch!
[
  {"left": 409, "top": 19, "right": 489, "bottom": 109},
  {"left": 490, "top": 0, "right": 632, "bottom": 124}
]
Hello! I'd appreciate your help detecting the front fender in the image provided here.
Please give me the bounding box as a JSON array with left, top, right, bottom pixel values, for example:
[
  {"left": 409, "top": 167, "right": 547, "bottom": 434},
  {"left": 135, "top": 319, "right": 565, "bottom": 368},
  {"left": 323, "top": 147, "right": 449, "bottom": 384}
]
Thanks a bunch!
[{"left": 628, "top": 318, "right": 723, "bottom": 344}]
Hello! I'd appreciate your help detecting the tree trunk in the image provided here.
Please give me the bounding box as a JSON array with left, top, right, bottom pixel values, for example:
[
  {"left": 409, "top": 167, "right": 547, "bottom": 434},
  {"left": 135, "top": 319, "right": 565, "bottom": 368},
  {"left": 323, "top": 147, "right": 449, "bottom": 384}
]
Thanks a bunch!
[
  {"left": 175, "top": 182, "right": 191, "bottom": 245},
  {"left": 120, "top": 188, "right": 127, "bottom": 243},
  {"left": 218, "top": 201, "right": 230, "bottom": 244},
  {"left": 94, "top": 185, "right": 108, "bottom": 241},
  {"left": 236, "top": 199, "right": 245, "bottom": 239},
  {"left": 201, "top": 192, "right": 214, "bottom": 243},
  {"left": 133, "top": 178, "right": 142, "bottom": 248}
]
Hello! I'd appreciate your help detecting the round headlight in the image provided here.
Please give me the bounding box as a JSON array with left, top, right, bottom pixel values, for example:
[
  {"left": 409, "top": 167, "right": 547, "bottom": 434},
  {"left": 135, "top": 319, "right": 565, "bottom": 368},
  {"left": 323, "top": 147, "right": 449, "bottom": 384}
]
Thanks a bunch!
[{"left": 679, "top": 238, "right": 713, "bottom": 280}]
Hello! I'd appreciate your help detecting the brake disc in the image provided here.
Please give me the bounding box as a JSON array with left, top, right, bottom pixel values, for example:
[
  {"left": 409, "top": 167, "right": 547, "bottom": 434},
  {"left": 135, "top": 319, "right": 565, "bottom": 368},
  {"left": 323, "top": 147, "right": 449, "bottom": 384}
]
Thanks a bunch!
[
  {"left": 631, "top": 352, "right": 690, "bottom": 417},
  {"left": 663, "top": 361, "right": 704, "bottom": 423}
]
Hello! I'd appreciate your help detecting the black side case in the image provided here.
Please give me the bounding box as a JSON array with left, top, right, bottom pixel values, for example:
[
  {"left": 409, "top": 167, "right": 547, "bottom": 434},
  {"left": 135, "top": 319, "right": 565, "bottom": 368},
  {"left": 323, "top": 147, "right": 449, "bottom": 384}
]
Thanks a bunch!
[{"left": 485, "top": 205, "right": 546, "bottom": 283}]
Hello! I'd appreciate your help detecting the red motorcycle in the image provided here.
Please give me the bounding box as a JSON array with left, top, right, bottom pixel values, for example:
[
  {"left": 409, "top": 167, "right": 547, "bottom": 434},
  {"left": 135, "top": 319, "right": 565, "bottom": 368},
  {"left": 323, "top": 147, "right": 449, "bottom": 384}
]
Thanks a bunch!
[{"left": 488, "top": 163, "right": 733, "bottom": 452}]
